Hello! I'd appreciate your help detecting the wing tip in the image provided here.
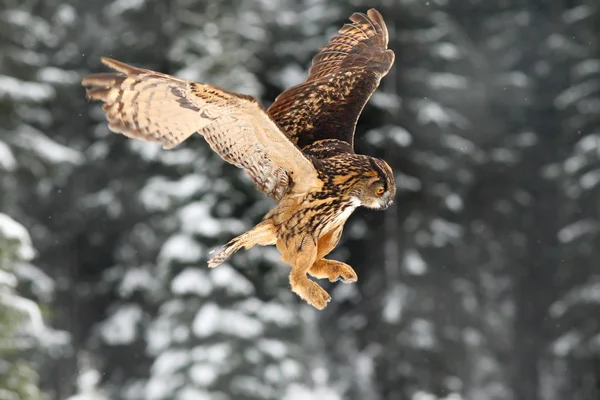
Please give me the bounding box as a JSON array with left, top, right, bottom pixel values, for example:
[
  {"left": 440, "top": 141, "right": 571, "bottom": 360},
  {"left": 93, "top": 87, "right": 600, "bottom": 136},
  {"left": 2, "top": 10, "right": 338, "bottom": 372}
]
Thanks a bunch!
[{"left": 349, "top": 8, "right": 390, "bottom": 47}]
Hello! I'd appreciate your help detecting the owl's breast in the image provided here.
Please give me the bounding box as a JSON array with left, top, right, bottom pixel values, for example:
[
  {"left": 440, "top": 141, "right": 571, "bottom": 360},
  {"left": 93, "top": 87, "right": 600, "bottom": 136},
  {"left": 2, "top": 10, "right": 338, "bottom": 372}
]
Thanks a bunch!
[{"left": 267, "top": 194, "right": 360, "bottom": 243}]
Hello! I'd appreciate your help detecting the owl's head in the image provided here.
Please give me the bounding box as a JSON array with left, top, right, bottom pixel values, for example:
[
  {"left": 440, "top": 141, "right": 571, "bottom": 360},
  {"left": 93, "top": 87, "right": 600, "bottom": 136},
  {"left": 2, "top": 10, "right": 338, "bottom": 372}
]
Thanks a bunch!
[{"left": 351, "top": 157, "right": 396, "bottom": 210}]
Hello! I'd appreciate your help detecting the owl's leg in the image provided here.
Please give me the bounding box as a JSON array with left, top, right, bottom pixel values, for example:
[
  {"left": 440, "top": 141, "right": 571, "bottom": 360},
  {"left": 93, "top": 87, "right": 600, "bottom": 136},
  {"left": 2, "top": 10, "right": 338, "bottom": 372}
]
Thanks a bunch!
[
  {"left": 278, "top": 236, "right": 331, "bottom": 310},
  {"left": 308, "top": 227, "right": 358, "bottom": 283},
  {"left": 207, "top": 220, "right": 276, "bottom": 268}
]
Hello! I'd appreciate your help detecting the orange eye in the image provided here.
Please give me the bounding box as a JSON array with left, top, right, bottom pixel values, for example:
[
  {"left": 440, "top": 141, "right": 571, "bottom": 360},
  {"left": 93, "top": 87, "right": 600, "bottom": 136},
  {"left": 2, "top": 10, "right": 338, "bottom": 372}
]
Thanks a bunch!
[{"left": 376, "top": 188, "right": 385, "bottom": 196}]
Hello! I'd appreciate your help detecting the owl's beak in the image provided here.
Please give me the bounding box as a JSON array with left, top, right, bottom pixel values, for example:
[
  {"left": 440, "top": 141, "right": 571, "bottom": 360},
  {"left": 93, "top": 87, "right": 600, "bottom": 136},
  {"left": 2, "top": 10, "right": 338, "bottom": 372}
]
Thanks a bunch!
[{"left": 379, "top": 196, "right": 394, "bottom": 210}]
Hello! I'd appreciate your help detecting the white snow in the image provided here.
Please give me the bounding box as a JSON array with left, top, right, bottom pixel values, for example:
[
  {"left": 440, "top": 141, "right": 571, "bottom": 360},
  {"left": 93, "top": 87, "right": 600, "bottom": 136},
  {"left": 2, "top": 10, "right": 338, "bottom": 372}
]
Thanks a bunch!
[
  {"left": 139, "top": 175, "right": 209, "bottom": 211},
  {"left": 192, "top": 303, "right": 220, "bottom": 338},
  {"left": 66, "top": 369, "right": 109, "bottom": 400},
  {"left": 38, "top": 66, "right": 79, "bottom": 84},
  {"left": 366, "top": 125, "right": 412, "bottom": 147},
  {"left": 237, "top": 298, "right": 296, "bottom": 326},
  {"left": 563, "top": 4, "right": 593, "bottom": 23},
  {"left": 189, "top": 363, "right": 218, "bottom": 386},
  {"left": 428, "top": 73, "right": 469, "bottom": 90},
  {"left": 257, "top": 339, "right": 287, "bottom": 359},
  {"left": 282, "top": 384, "right": 342, "bottom": 400},
  {"left": 407, "top": 319, "right": 436, "bottom": 349},
  {"left": 0, "top": 75, "right": 54, "bottom": 101},
  {"left": 277, "top": 64, "right": 306, "bottom": 88},
  {"left": 14, "top": 125, "right": 84, "bottom": 165},
  {"left": 108, "top": 0, "right": 146, "bottom": 15},
  {"left": 442, "top": 134, "right": 478, "bottom": 155},
  {"left": 404, "top": 249, "right": 427, "bottom": 275},
  {"left": 415, "top": 99, "right": 454, "bottom": 127},
  {"left": 0, "top": 269, "right": 17, "bottom": 287},
  {"left": 382, "top": 283, "right": 407, "bottom": 323},
  {"left": 179, "top": 201, "right": 245, "bottom": 238},
  {"left": 430, "top": 218, "right": 463, "bottom": 246},
  {"left": 495, "top": 71, "right": 530, "bottom": 88},
  {"left": 0, "top": 290, "right": 69, "bottom": 347},
  {"left": 552, "top": 331, "right": 581, "bottom": 356},
  {"left": 555, "top": 80, "right": 600, "bottom": 109},
  {"left": 152, "top": 349, "right": 191, "bottom": 376},
  {"left": 175, "top": 387, "right": 213, "bottom": 400},
  {"left": 580, "top": 169, "right": 600, "bottom": 189},
  {"left": 444, "top": 193, "right": 463, "bottom": 212},
  {"left": 159, "top": 234, "right": 204, "bottom": 264},
  {"left": 573, "top": 59, "right": 600, "bottom": 79},
  {"left": 171, "top": 268, "right": 212, "bottom": 296},
  {"left": 370, "top": 91, "right": 401, "bottom": 111},
  {"left": 432, "top": 42, "right": 461, "bottom": 60},
  {"left": 0, "top": 141, "right": 16, "bottom": 170},
  {"left": 0, "top": 213, "right": 36, "bottom": 260},
  {"left": 413, "top": 391, "right": 465, "bottom": 400},
  {"left": 145, "top": 373, "right": 186, "bottom": 400},
  {"left": 191, "top": 343, "right": 232, "bottom": 364},
  {"left": 118, "top": 267, "right": 156, "bottom": 297},
  {"left": 557, "top": 219, "right": 599, "bottom": 243},
  {"left": 13, "top": 261, "right": 55, "bottom": 301},
  {"left": 575, "top": 133, "right": 600, "bottom": 153},
  {"left": 100, "top": 304, "right": 143, "bottom": 345},
  {"left": 210, "top": 264, "right": 254, "bottom": 296},
  {"left": 192, "top": 302, "right": 264, "bottom": 339}
]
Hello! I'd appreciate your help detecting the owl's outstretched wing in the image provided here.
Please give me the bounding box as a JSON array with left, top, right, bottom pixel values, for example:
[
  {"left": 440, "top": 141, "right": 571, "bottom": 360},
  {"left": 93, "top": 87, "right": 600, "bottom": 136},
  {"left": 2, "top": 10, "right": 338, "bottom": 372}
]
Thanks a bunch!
[
  {"left": 267, "top": 8, "right": 394, "bottom": 151},
  {"left": 82, "top": 58, "right": 319, "bottom": 201}
]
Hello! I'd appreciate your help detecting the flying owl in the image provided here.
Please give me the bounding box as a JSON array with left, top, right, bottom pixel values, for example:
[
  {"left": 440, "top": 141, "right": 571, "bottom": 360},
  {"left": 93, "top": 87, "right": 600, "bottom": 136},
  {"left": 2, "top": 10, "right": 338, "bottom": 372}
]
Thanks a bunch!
[{"left": 82, "top": 8, "right": 396, "bottom": 310}]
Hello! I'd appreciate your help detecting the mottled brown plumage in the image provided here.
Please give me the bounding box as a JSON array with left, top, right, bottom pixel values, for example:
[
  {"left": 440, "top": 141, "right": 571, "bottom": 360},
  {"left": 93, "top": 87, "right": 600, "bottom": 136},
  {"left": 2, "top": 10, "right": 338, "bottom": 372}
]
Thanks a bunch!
[{"left": 82, "top": 8, "right": 396, "bottom": 310}]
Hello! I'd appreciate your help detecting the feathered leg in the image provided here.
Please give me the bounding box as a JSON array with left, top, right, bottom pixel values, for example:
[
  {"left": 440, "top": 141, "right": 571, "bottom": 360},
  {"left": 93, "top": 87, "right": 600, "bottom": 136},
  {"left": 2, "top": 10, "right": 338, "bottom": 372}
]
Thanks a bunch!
[
  {"left": 308, "top": 227, "right": 357, "bottom": 283},
  {"left": 207, "top": 220, "right": 276, "bottom": 268},
  {"left": 278, "top": 235, "right": 331, "bottom": 310}
]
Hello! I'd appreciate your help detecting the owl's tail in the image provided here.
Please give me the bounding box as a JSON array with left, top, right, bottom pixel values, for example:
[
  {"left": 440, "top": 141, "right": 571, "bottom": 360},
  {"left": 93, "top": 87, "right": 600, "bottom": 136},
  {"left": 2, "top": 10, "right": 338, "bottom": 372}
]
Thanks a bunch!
[{"left": 207, "top": 221, "right": 277, "bottom": 268}]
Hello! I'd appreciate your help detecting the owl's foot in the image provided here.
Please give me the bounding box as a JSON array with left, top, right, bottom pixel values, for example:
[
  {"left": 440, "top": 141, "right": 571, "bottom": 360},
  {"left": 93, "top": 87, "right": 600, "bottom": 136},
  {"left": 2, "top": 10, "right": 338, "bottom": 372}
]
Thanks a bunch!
[
  {"left": 290, "top": 273, "right": 331, "bottom": 310},
  {"left": 308, "top": 259, "right": 358, "bottom": 284}
]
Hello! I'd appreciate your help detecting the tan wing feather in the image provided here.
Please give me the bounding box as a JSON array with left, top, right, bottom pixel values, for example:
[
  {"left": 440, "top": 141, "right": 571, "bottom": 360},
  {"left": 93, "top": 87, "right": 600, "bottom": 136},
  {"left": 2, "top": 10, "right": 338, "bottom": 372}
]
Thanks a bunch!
[{"left": 82, "top": 58, "right": 320, "bottom": 200}]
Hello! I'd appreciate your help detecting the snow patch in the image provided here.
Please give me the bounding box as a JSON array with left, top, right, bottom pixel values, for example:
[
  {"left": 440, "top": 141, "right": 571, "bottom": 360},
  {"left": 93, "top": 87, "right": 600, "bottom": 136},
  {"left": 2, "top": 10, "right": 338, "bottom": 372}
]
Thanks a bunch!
[
  {"left": 189, "top": 363, "right": 218, "bottom": 386},
  {"left": 428, "top": 73, "right": 469, "bottom": 90},
  {"left": 257, "top": 339, "right": 287, "bottom": 359},
  {"left": 404, "top": 249, "right": 427, "bottom": 275},
  {"left": 366, "top": 125, "right": 412, "bottom": 147},
  {"left": 100, "top": 304, "right": 143, "bottom": 345},
  {"left": 179, "top": 201, "right": 244, "bottom": 238},
  {"left": 283, "top": 384, "right": 342, "bottom": 400},
  {"left": 119, "top": 267, "right": 156, "bottom": 297},
  {"left": 140, "top": 175, "right": 209, "bottom": 211},
  {"left": 152, "top": 349, "right": 190, "bottom": 376},
  {"left": 38, "top": 67, "right": 79, "bottom": 84},
  {"left": 210, "top": 264, "right": 254, "bottom": 296},
  {"left": 192, "top": 302, "right": 264, "bottom": 339},
  {"left": 0, "top": 213, "right": 36, "bottom": 260},
  {"left": 552, "top": 331, "right": 581, "bottom": 356},
  {"left": 108, "top": 0, "right": 146, "bottom": 15},
  {"left": 13, "top": 261, "right": 55, "bottom": 301},
  {"left": 159, "top": 234, "right": 204, "bottom": 264},
  {"left": 171, "top": 268, "right": 212, "bottom": 297},
  {"left": 0, "top": 141, "right": 16, "bottom": 170},
  {"left": 558, "top": 219, "right": 599, "bottom": 243},
  {"left": 432, "top": 42, "right": 460, "bottom": 60},
  {"left": 14, "top": 125, "right": 84, "bottom": 165},
  {"left": 0, "top": 75, "right": 54, "bottom": 101},
  {"left": 175, "top": 387, "right": 213, "bottom": 400}
]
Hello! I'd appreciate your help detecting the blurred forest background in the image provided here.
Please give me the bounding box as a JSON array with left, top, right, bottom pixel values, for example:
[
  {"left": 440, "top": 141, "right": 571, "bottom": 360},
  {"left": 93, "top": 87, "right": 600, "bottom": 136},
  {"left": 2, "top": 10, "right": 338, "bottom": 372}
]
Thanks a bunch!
[{"left": 1, "top": 0, "right": 599, "bottom": 399}]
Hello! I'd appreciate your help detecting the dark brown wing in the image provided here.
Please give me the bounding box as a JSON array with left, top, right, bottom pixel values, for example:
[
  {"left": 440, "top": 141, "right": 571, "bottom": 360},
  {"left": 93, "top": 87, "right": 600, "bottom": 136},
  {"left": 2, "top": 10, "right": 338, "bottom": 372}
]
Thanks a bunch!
[
  {"left": 267, "top": 8, "right": 395, "bottom": 151},
  {"left": 82, "top": 58, "right": 320, "bottom": 201}
]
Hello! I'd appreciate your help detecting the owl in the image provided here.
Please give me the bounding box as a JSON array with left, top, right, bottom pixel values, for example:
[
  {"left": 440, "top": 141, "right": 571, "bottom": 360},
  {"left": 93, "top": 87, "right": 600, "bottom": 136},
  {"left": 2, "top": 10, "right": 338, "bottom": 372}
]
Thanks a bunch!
[{"left": 82, "top": 8, "right": 396, "bottom": 309}]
